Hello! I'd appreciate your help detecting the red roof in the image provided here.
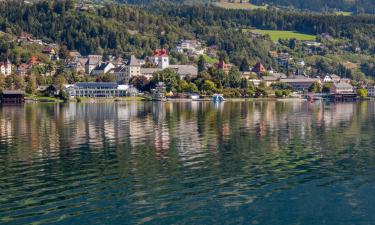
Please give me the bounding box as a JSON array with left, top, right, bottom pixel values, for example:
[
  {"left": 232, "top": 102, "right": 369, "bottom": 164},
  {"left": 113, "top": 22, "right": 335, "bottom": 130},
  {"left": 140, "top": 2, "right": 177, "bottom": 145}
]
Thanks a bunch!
[
  {"left": 153, "top": 49, "right": 168, "bottom": 57},
  {"left": 29, "top": 56, "right": 41, "bottom": 65},
  {"left": 252, "top": 62, "right": 266, "bottom": 73},
  {"left": 218, "top": 59, "right": 230, "bottom": 71}
]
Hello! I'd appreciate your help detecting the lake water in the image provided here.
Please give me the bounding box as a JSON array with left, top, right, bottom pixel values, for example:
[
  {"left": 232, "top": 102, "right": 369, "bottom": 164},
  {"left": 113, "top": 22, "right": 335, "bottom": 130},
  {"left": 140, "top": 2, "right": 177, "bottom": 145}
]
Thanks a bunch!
[{"left": 0, "top": 101, "right": 375, "bottom": 224}]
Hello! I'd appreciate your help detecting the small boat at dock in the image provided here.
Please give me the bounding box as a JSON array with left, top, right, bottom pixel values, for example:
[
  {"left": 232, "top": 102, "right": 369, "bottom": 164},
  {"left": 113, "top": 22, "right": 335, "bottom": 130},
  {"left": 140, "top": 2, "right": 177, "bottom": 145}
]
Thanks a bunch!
[
  {"left": 152, "top": 82, "right": 167, "bottom": 101},
  {"left": 212, "top": 94, "right": 225, "bottom": 103}
]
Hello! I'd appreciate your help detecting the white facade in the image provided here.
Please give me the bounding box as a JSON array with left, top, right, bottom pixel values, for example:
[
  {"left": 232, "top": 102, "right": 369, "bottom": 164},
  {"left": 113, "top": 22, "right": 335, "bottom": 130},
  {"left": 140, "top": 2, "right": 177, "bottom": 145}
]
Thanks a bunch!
[
  {"left": 151, "top": 56, "right": 169, "bottom": 69},
  {"left": 91, "top": 62, "right": 115, "bottom": 76},
  {"left": 367, "top": 86, "right": 375, "bottom": 97},
  {"left": 0, "top": 60, "right": 12, "bottom": 76}
]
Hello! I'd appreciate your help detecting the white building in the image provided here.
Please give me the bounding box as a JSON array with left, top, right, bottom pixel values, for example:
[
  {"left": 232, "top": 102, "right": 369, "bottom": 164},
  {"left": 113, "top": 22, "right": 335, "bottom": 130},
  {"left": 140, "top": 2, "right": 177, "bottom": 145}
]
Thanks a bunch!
[
  {"left": 330, "top": 82, "right": 354, "bottom": 94},
  {"left": 0, "top": 60, "right": 12, "bottom": 76},
  {"left": 91, "top": 62, "right": 115, "bottom": 76},
  {"left": 126, "top": 55, "right": 142, "bottom": 78},
  {"left": 65, "top": 82, "right": 127, "bottom": 98},
  {"left": 85, "top": 55, "right": 102, "bottom": 75},
  {"left": 149, "top": 49, "right": 169, "bottom": 69},
  {"left": 176, "top": 40, "right": 204, "bottom": 56},
  {"left": 367, "top": 86, "right": 375, "bottom": 97}
]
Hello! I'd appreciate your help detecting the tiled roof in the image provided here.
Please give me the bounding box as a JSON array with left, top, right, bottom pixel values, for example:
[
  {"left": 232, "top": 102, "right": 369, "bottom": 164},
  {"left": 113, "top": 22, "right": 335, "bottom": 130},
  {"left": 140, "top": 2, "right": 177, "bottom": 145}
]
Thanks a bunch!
[
  {"left": 75, "top": 82, "right": 118, "bottom": 89},
  {"left": 3, "top": 90, "right": 25, "bottom": 95},
  {"left": 333, "top": 82, "right": 353, "bottom": 89},
  {"left": 128, "top": 55, "right": 141, "bottom": 66}
]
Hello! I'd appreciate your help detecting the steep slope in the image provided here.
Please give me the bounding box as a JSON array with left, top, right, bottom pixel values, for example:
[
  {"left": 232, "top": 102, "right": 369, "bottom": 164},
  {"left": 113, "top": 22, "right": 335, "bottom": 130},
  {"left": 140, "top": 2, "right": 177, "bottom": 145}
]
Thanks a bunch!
[{"left": 251, "top": 0, "right": 375, "bottom": 14}]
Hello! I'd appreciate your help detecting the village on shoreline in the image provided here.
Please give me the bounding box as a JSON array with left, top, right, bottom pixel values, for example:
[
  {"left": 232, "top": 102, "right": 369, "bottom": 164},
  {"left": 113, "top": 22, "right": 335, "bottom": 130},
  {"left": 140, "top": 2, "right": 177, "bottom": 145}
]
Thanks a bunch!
[{"left": 0, "top": 32, "right": 374, "bottom": 104}]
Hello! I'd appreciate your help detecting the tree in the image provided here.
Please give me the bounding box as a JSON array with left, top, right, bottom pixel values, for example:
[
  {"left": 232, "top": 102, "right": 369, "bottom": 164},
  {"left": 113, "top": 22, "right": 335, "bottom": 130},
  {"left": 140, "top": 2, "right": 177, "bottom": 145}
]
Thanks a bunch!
[
  {"left": 202, "top": 80, "right": 216, "bottom": 95},
  {"left": 13, "top": 75, "right": 25, "bottom": 90},
  {"left": 0, "top": 74, "right": 5, "bottom": 91},
  {"left": 240, "top": 58, "right": 249, "bottom": 71},
  {"left": 130, "top": 76, "right": 150, "bottom": 92},
  {"left": 322, "top": 82, "right": 333, "bottom": 93},
  {"left": 226, "top": 66, "right": 241, "bottom": 88},
  {"left": 240, "top": 78, "right": 249, "bottom": 89},
  {"left": 178, "top": 79, "right": 190, "bottom": 93},
  {"left": 289, "top": 38, "right": 297, "bottom": 49},
  {"left": 275, "top": 89, "right": 284, "bottom": 98},
  {"left": 188, "top": 82, "right": 199, "bottom": 93},
  {"left": 357, "top": 88, "right": 368, "bottom": 99},
  {"left": 197, "top": 55, "right": 206, "bottom": 73},
  {"left": 53, "top": 75, "right": 67, "bottom": 91},
  {"left": 308, "top": 81, "right": 322, "bottom": 93},
  {"left": 26, "top": 75, "right": 37, "bottom": 94},
  {"left": 151, "top": 68, "right": 180, "bottom": 92},
  {"left": 96, "top": 73, "right": 116, "bottom": 82}
]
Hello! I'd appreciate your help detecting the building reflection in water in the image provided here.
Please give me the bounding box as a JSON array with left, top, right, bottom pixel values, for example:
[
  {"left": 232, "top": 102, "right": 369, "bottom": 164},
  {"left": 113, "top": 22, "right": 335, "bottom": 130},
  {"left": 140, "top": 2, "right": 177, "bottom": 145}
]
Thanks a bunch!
[{"left": 0, "top": 101, "right": 369, "bottom": 162}]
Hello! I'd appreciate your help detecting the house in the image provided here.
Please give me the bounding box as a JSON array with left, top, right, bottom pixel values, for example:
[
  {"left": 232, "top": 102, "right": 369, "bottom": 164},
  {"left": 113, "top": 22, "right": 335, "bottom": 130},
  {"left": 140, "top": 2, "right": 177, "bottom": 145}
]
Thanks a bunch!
[
  {"left": 249, "top": 79, "right": 262, "bottom": 87},
  {"left": 280, "top": 78, "right": 321, "bottom": 91},
  {"left": 140, "top": 68, "right": 161, "bottom": 80},
  {"left": 176, "top": 40, "right": 204, "bottom": 56},
  {"left": 252, "top": 62, "right": 266, "bottom": 75},
  {"left": 261, "top": 73, "right": 287, "bottom": 87},
  {"left": 16, "top": 56, "right": 43, "bottom": 76},
  {"left": 149, "top": 49, "right": 169, "bottom": 69},
  {"left": 267, "top": 65, "right": 274, "bottom": 74},
  {"left": 177, "top": 40, "right": 201, "bottom": 52},
  {"left": 112, "top": 57, "right": 125, "bottom": 67},
  {"left": 169, "top": 65, "right": 198, "bottom": 79},
  {"left": 16, "top": 64, "right": 30, "bottom": 76},
  {"left": 206, "top": 45, "right": 218, "bottom": 58},
  {"left": 85, "top": 55, "right": 102, "bottom": 75},
  {"left": 330, "top": 82, "right": 354, "bottom": 94},
  {"left": 1, "top": 90, "right": 25, "bottom": 104},
  {"left": 91, "top": 62, "right": 115, "bottom": 76},
  {"left": 43, "top": 85, "right": 60, "bottom": 96},
  {"left": 111, "top": 65, "right": 127, "bottom": 83},
  {"left": 262, "top": 76, "right": 279, "bottom": 87},
  {"left": 126, "top": 55, "right": 142, "bottom": 77},
  {"left": 17, "top": 32, "right": 33, "bottom": 43},
  {"left": 42, "top": 47, "right": 59, "bottom": 61},
  {"left": 65, "top": 57, "right": 87, "bottom": 73},
  {"left": 0, "top": 59, "right": 12, "bottom": 76},
  {"left": 42, "top": 47, "right": 56, "bottom": 55},
  {"left": 323, "top": 75, "right": 332, "bottom": 83},
  {"left": 68, "top": 51, "right": 82, "bottom": 59},
  {"left": 217, "top": 59, "right": 230, "bottom": 74},
  {"left": 65, "top": 82, "right": 127, "bottom": 98},
  {"left": 366, "top": 86, "right": 375, "bottom": 97}
]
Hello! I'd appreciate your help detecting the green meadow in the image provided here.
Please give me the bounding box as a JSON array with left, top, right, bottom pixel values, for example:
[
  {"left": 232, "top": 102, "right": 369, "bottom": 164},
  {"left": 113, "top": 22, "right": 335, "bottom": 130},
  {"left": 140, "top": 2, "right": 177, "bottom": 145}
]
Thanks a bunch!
[{"left": 248, "top": 29, "right": 316, "bottom": 41}]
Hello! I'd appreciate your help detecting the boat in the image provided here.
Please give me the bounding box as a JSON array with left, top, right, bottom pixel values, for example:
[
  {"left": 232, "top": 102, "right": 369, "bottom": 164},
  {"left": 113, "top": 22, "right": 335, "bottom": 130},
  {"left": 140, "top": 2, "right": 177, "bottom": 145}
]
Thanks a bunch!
[
  {"left": 152, "top": 82, "right": 167, "bottom": 101},
  {"left": 212, "top": 94, "right": 225, "bottom": 102}
]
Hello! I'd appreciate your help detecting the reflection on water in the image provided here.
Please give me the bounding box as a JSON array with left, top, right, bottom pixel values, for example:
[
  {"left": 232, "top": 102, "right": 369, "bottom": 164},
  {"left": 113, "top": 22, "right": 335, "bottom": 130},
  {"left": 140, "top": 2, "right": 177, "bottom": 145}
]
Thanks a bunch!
[{"left": 0, "top": 101, "right": 375, "bottom": 224}]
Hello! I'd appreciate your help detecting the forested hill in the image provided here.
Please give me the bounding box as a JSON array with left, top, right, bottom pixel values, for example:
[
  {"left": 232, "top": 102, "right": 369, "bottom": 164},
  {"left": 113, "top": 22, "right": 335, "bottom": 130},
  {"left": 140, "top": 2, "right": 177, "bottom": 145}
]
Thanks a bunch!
[
  {"left": 0, "top": 0, "right": 275, "bottom": 65},
  {"left": 1, "top": 0, "right": 375, "bottom": 60},
  {"left": 252, "top": 0, "right": 375, "bottom": 14}
]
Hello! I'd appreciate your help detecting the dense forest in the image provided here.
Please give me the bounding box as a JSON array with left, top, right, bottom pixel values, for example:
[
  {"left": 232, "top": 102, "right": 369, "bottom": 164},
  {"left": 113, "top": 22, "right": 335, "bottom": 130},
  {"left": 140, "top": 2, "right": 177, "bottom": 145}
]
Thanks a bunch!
[
  {"left": 251, "top": 0, "right": 375, "bottom": 14},
  {"left": 2, "top": 0, "right": 375, "bottom": 80},
  {"left": 0, "top": 0, "right": 276, "bottom": 66},
  {"left": 107, "top": 0, "right": 375, "bottom": 14}
]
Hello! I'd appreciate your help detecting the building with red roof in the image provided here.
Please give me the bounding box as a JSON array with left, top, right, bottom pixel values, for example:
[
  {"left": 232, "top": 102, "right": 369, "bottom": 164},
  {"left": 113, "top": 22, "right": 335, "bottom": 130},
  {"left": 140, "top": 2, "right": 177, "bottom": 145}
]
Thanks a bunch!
[
  {"left": 217, "top": 59, "right": 230, "bottom": 74},
  {"left": 252, "top": 62, "right": 267, "bottom": 74},
  {"left": 150, "top": 49, "right": 169, "bottom": 69}
]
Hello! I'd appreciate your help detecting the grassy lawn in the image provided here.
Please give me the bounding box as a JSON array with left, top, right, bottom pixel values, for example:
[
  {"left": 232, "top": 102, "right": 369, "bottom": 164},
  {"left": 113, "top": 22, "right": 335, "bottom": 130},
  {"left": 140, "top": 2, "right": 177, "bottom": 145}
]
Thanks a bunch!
[
  {"left": 214, "top": 2, "right": 267, "bottom": 10},
  {"left": 27, "top": 95, "right": 63, "bottom": 102},
  {"left": 334, "top": 11, "right": 352, "bottom": 16},
  {"left": 248, "top": 29, "right": 316, "bottom": 41},
  {"left": 201, "top": 54, "right": 218, "bottom": 64}
]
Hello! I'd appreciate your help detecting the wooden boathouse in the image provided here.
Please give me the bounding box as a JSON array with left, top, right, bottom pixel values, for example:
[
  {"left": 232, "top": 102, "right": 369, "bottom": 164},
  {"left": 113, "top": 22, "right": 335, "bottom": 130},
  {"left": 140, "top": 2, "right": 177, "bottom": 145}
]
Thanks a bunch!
[{"left": 1, "top": 90, "right": 25, "bottom": 104}]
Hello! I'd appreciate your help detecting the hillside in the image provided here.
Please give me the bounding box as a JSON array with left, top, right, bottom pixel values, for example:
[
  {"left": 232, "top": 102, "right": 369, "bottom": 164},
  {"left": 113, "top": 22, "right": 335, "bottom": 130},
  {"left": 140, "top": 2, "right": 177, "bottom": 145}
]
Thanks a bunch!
[{"left": 251, "top": 0, "right": 375, "bottom": 14}]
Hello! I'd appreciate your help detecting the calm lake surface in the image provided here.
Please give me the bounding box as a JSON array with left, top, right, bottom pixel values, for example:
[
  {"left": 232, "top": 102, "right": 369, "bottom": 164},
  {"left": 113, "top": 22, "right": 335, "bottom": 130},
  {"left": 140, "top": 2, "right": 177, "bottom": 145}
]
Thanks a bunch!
[{"left": 0, "top": 101, "right": 375, "bottom": 224}]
